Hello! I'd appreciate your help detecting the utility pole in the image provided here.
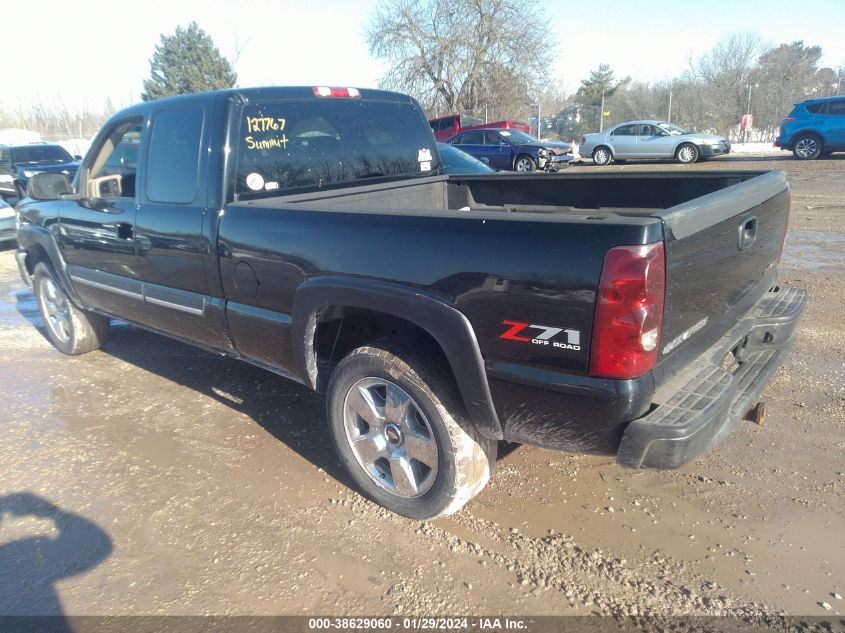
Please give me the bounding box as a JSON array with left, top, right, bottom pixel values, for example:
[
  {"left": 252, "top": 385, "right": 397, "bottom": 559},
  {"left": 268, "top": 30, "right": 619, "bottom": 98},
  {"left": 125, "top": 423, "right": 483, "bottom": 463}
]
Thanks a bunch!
[
  {"left": 599, "top": 90, "right": 605, "bottom": 132},
  {"left": 537, "top": 102, "right": 541, "bottom": 139},
  {"left": 667, "top": 86, "right": 673, "bottom": 123},
  {"left": 746, "top": 84, "right": 752, "bottom": 114}
]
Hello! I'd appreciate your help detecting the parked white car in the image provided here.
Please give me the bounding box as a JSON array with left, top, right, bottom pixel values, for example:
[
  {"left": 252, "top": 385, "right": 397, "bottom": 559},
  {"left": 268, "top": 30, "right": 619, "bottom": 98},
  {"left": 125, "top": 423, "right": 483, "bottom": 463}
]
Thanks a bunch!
[{"left": 580, "top": 121, "right": 731, "bottom": 165}]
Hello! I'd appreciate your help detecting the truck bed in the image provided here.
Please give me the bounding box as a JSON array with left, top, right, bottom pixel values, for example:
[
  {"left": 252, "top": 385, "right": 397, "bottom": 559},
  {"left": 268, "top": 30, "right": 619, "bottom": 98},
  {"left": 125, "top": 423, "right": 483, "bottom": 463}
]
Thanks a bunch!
[{"left": 234, "top": 171, "right": 768, "bottom": 220}]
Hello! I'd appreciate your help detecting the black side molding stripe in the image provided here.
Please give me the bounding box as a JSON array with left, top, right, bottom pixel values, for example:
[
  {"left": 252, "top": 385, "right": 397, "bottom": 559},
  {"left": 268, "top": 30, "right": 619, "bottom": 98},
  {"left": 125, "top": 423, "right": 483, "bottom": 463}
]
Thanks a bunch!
[
  {"left": 226, "top": 301, "right": 292, "bottom": 325},
  {"left": 70, "top": 274, "right": 144, "bottom": 300},
  {"left": 69, "top": 265, "right": 206, "bottom": 316}
]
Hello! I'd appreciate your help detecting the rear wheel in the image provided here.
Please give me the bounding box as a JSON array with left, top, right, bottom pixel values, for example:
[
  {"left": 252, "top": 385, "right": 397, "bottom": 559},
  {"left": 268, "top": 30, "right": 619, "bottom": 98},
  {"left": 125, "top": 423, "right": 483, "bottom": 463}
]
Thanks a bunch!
[
  {"left": 793, "top": 133, "right": 822, "bottom": 160},
  {"left": 592, "top": 146, "right": 612, "bottom": 166},
  {"left": 676, "top": 143, "right": 699, "bottom": 164},
  {"left": 514, "top": 155, "right": 536, "bottom": 172},
  {"left": 326, "top": 338, "right": 496, "bottom": 520},
  {"left": 33, "top": 262, "right": 109, "bottom": 355}
]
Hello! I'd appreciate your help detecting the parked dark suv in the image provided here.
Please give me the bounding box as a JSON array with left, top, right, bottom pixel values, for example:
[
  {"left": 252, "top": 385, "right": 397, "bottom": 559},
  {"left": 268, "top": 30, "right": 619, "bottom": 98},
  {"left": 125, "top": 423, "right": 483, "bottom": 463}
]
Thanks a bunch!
[
  {"left": 0, "top": 143, "right": 81, "bottom": 200},
  {"left": 775, "top": 96, "right": 845, "bottom": 160}
]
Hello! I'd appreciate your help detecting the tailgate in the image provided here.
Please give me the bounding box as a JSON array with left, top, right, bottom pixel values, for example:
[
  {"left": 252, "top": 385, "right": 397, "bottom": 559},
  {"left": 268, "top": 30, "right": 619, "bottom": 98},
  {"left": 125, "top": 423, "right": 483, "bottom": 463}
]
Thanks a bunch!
[{"left": 654, "top": 171, "right": 789, "bottom": 377}]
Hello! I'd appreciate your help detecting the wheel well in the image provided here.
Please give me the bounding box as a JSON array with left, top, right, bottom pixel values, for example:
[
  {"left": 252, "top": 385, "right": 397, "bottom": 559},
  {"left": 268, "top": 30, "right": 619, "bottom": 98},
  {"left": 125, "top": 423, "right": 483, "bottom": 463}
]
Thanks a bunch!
[
  {"left": 312, "top": 306, "right": 455, "bottom": 394},
  {"left": 22, "top": 244, "right": 49, "bottom": 276},
  {"left": 594, "top": 145, "right": 611, "bottom": 155},
  {"left": 675, "top": 141, "right": 696, "bottom": 154}
]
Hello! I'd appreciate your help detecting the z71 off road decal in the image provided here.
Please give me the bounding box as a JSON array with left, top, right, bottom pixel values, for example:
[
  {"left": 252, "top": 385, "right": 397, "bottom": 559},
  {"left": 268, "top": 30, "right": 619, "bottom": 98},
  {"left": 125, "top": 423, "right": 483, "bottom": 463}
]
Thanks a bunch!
[{"left": 499, "top": 321, "right": 581, "bottom": 351}]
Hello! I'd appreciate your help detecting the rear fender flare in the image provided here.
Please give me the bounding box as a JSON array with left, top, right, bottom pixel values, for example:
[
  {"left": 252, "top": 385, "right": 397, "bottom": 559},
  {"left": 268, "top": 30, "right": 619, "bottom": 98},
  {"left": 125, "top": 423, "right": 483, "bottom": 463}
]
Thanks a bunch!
[{"left": 291, "top": 276, "right": 503, "bottom": 439}]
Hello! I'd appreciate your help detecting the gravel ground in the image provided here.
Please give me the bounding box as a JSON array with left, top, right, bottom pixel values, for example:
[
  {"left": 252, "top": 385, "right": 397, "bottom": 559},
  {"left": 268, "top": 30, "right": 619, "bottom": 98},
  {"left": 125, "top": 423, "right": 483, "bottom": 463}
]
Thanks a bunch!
[{"left": 0, "top": 153, "right": 843, "bottom": 628}]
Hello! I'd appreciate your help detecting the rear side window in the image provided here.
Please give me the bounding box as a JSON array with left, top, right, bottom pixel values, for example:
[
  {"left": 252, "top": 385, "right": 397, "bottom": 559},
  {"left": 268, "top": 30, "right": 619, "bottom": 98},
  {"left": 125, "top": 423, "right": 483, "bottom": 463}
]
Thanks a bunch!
[
  {"left": 459, "top": 131, "right": 483, "bottom": 144},
  {"left": 236, "top": 99, "right": 440, "bottom": 196},
  {"left": 146, "top": 107, "right": 204, "bottom": 204},
  {"left": 806, "top": 102, "right": 827, "bottom": 115},
  {"left": 828, "top": 100, "right": 845, "bottom": 115},
  {"left": 613, "top": 124, "right": 637, "bottom": 136}
]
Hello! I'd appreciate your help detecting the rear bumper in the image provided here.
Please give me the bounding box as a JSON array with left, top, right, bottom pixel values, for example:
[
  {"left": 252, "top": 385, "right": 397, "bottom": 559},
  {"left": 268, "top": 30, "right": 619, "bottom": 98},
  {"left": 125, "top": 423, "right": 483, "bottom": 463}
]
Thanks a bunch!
[{"left": 617, "top": 285, "right": 807, "bottom": 469}]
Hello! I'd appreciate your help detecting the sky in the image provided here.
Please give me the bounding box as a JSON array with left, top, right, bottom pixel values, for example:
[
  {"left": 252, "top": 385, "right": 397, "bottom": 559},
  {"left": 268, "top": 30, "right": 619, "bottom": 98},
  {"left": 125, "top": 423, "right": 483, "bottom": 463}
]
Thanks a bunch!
[{"left": 3, "top": 0, "right": 844, "bottom": 113}]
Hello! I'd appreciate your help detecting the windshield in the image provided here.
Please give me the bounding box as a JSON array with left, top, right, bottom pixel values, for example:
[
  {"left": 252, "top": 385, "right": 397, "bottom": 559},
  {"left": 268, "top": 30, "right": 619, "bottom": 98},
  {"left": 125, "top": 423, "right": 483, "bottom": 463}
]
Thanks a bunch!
[
  {"left": 437, "top": 143, "right": 494, "bottom": 174},
  {"left": 10, "top": 145, "right": 74, "bottom": 163},
  {"left": 657, "top": 122, "right": 691, "bottom": 135},
  {"left": 498, "top": 129, "right": 537, "bottom": 143},
  {"left": 236, "top": 99, "right": 440, "bottom": 197}
]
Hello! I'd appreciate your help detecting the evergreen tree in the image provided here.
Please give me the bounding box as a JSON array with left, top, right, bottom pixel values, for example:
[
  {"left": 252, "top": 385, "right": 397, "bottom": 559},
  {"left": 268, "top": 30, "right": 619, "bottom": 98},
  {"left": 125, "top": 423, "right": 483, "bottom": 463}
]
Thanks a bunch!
[{"left": 142, "top": 22, "right": 237, "bottom": 101}]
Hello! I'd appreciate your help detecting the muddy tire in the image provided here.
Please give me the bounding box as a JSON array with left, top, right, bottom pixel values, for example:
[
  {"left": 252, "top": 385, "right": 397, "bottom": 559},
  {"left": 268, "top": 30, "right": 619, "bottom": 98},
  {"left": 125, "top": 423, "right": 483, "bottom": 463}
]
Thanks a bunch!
[
  {"left": 326, "top": 338, "right": 496, "bottom": 520},
  {"left": 33, "top": 262, "right": 109, "bottom": 355}
]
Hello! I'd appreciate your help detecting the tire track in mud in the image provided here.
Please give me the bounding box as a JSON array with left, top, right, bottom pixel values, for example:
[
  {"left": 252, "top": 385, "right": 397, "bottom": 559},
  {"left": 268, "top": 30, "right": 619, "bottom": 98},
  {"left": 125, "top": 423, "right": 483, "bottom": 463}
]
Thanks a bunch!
[{"left": 340, "top": 495, "right": 828, "bottom": 631}]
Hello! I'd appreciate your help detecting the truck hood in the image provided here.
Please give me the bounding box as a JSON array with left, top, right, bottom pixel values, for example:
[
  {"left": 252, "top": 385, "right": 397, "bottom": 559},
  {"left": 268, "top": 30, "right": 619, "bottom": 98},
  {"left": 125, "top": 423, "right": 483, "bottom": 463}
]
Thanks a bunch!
[{"left": 17, "top": 161, "right": 80, "bottom": 175}]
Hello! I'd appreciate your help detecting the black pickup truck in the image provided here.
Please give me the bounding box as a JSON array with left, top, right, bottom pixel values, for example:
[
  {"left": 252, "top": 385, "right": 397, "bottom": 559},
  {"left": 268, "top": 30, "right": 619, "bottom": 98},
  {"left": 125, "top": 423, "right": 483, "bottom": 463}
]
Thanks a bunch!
[{"left": 14, "top": 86, "right": 806, "bottom": 519}]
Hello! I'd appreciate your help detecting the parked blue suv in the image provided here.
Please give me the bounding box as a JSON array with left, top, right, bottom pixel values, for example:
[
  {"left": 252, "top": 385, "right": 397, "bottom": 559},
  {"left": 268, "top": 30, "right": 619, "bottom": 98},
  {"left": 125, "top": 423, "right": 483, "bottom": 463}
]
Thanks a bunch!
[{"left": 775, "top": 96, "right": 845, "bottom": 160}]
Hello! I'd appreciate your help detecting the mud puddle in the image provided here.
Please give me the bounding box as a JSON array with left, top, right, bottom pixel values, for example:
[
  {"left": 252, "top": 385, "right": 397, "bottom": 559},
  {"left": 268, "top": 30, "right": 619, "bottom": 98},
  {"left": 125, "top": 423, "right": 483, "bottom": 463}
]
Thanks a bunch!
[{"left": 781, "top": 230, "right": 845, "bottom": 270}]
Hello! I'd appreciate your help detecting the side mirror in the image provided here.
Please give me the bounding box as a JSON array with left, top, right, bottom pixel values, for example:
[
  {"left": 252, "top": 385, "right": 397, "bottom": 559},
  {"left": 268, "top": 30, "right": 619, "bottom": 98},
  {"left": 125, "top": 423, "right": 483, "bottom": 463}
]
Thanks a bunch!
[
  {"left": 87, "top": 174, "right": 122, "bottom": 198},
  {"left": 480, "top": 157, "right": 491, "bottom": 165},
  {"left": 73, "top": 154, "right": 83, "bottom": 161},
  {"left": 28, "top": 173, "right": 73, "bottom": 200}
]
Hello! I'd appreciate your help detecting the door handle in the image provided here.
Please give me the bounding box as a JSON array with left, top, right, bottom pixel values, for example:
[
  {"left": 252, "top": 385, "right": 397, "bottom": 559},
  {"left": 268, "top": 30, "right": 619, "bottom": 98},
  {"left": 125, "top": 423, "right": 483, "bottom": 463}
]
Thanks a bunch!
[
  {"left": 738, "top": 217, "right": 757, "bottom": 250},
  {"left": 115, "top": 222, "right": 134, "bottom": 240}
]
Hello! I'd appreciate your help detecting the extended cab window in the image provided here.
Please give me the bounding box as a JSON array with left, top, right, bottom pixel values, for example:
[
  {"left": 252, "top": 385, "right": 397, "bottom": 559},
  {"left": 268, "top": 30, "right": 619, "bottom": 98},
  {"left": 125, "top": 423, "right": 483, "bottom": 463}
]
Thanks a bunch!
[
  {"left": 235, "top": 99, "right": 440, "bottom": 197},
  {"left": 146, "top": 107, "right": 204, "bottom": 204}
]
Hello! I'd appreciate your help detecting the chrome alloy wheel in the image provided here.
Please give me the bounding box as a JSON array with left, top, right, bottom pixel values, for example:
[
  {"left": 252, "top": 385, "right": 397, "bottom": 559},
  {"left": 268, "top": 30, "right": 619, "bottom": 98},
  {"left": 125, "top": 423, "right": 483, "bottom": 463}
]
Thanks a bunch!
[
  {"left": 342, "top": 377, "right": 438, "bottom": 498},
  {"left": 39, "top": 276, "right": 72, "bottom": 343},
  {"left": 677, "top": 145, "right": 698, "bottom": 163},
  {"left": 593, "top": 147, "right": 611, "bottom": 165},
  {"left": 515, "top": 157, "right": 533, "bottom": 172},
  {"left": 795, "top": 136, "right": 819, "bottom": 159}
]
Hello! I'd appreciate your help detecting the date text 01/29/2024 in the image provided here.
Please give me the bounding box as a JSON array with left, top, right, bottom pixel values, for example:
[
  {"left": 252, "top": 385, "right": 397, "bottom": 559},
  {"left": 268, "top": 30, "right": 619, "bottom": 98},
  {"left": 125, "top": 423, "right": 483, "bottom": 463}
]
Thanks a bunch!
[{"left": 307, "top": 617, "right": 527, "bottom": 630}]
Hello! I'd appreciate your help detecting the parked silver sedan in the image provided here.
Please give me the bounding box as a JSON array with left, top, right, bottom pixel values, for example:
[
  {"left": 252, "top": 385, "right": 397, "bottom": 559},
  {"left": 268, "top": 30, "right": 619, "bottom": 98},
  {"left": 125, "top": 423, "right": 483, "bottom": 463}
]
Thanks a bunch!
[{"left": 580, "top": 121, "right": 730, "bottom": 165}]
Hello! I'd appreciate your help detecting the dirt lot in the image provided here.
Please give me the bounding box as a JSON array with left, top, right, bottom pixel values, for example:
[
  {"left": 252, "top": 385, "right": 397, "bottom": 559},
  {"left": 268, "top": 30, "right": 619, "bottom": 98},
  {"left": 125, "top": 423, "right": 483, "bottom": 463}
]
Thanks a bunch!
[{"left": 0, "top": 154, "right": 843, "bottom": 624}]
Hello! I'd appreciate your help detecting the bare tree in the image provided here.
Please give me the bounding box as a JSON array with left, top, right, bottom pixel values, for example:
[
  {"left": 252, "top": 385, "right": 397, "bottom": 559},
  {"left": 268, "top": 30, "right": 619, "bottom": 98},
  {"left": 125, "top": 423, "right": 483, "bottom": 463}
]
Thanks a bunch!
[
  {"left": 367, "top": 0, "right": 554, "bottom": 119},
  {"left": 686, "top": 33, "right": 766, "bottom": 136}
]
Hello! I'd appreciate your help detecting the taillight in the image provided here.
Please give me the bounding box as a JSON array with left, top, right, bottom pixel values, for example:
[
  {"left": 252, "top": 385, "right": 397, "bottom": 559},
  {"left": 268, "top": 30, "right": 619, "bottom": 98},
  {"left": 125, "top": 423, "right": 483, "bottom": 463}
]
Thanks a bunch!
[
  {"left": 590, "top": 242, "right": 666, "bottom": 379},
  {"left": 781, "top": 117, "right": 796, "bottom": 124},
  {"left": 313, "top": 86, "right": 361, "bottom": 98},
  {"left": 579, "top": 136, "right": 586, "bottom": 144}
]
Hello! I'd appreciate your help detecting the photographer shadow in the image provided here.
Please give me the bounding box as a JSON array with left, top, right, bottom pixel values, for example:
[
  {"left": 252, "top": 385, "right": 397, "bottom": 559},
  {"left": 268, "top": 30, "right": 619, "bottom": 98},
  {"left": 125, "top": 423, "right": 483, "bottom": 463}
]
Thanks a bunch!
[{"left": 0, "top": 492, "right": 112, "bottom": 619}]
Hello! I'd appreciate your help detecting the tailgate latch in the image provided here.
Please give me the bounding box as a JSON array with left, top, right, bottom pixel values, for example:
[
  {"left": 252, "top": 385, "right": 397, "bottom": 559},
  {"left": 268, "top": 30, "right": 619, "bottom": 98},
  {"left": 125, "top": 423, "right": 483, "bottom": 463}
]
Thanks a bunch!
[{"left": 738, "top": 216, "right": 758, "bottom": 250}]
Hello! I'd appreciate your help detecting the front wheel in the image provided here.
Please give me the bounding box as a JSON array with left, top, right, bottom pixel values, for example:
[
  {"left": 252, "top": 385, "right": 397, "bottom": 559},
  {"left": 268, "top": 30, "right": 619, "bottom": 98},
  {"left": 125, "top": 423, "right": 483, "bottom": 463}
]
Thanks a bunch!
[
  {"left": 326, "top": 338, "right": 496, "bottom": 520},
  {"left": 676, "top": 143, "right": 699, "bottom": 164},
  {"left": 793, "top": 134, "right": 822, "bottom": 160},
  {"left": 592, "top": 146, "right": 612, "bottom": 166},
  {"left": 514, "top": 155, "right": 536, "bottom": 172},
  {"left": 33, "top": 262, "right": 109, "bottom": 355}
]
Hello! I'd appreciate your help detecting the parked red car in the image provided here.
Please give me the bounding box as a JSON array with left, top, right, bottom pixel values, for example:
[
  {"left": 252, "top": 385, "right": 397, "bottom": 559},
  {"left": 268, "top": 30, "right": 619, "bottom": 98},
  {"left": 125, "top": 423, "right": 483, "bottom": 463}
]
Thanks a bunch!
[{"left": 429, "top": 113, "right": 530, "bottom": 142}]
